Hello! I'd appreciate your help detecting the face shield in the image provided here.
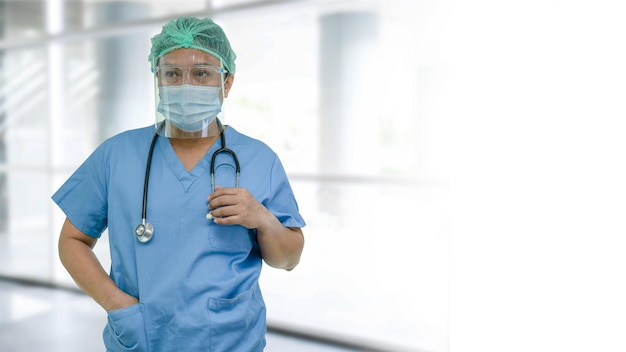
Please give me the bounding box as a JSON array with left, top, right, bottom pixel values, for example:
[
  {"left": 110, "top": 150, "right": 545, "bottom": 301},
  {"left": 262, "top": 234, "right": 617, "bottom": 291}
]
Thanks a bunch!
[{"left": 153, "top": 51, "right": 228, "bottom": 138}]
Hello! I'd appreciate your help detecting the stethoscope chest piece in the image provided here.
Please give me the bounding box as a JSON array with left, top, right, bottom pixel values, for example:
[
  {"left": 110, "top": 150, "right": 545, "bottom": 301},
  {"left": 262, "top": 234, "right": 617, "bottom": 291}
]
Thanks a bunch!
[{"left": 135, "top": 221, "right": 154, "bottom": 243}]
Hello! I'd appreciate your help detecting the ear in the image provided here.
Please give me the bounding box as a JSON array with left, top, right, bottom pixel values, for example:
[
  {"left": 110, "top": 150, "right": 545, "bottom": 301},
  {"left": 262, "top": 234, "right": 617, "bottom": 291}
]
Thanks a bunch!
[{"left": 223, "top": 74, "right": 235, "bottom": 98}]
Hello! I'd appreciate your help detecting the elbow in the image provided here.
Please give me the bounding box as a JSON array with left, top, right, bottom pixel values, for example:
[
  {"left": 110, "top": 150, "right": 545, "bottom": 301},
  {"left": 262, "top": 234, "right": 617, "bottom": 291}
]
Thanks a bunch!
[
  {"left": 283, "top": 257, "right": 301, "bottom": 271},
  {"left": 264, "top": 254, "right": 301, "bottom": 271},
  {"left": 283, "top": 232, "right": 304, "bottom": 271},
  {"left": 260, "top": 227, "right": 304, "bottom": 271},
  {"left": 265, "top": 244, "right": 303, "bottom": 271}
]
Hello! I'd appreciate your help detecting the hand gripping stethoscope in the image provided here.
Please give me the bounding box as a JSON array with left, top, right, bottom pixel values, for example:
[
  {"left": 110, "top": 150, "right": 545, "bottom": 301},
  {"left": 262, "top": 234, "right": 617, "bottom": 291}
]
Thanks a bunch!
[{"left": 135, "top": 119, "right": 240, "bottom": 243}]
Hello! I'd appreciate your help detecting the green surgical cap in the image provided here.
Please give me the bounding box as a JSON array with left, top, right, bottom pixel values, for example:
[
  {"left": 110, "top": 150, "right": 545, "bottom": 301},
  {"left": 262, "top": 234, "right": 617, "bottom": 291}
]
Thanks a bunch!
[{"left": 148, "top": 16, "right": 236, "bottom": 74}]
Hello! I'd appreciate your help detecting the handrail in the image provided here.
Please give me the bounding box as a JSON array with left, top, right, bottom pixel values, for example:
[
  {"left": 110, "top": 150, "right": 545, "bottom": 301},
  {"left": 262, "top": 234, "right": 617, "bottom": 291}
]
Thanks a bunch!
[
  {"left": 0, "top": 163, "right": 442, "bottom": 187},
  {"left": 0, "top": 0, "right": 311, "bottom": 52}
]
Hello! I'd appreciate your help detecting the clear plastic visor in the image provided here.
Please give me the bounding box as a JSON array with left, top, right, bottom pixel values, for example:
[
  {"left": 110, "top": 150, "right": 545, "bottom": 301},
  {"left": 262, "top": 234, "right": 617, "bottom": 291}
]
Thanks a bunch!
[{"left": 153, "top": 52, "right": 227, "bottom": 138}]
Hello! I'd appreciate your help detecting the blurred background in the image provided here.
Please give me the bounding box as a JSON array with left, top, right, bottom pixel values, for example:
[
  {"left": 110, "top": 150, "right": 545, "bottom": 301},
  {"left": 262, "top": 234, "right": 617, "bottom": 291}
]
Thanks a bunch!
[{"left": 0, "top": 0, "right": 450, "bottom": 351}]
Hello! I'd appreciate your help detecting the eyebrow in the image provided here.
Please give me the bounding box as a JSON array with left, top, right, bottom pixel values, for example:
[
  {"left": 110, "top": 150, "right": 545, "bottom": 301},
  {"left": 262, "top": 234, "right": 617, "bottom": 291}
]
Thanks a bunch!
[{"left": 159, "top": 62, "right": 215, "bottom": 66}]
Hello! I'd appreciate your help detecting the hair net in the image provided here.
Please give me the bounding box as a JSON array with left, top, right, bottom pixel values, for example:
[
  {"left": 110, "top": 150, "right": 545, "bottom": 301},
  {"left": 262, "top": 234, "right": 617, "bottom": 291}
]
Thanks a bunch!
[{"left": 148, "top": 16, "right": 236, "bottom": 74}]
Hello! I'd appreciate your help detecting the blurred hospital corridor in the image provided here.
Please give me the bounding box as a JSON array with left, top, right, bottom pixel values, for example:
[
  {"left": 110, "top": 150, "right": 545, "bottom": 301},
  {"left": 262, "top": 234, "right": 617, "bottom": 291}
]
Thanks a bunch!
[
  {"left": 5, "top": 0, "right": 625, "bottom": 351},
  {"left": 0, "top": 0, "right": 449, "bottom": 351}
]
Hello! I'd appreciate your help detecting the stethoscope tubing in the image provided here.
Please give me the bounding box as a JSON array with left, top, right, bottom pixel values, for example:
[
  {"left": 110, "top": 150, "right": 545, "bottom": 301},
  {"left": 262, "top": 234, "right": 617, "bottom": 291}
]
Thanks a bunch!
[
  {"left": 210, "top": 120, "right": 240, "bottom": 192},
  {"left": 141, "top": 124, "right": 163, "bottom": 223},
  {"left": 137, "top": 119, "right": 240, "bottom": 242}
]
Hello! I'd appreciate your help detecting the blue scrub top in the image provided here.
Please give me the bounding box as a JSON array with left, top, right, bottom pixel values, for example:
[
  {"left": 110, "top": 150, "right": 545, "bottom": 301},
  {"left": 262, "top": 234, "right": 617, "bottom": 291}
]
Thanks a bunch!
[{"left": 52, "top": 125, "right": 305, "bottom": 352}]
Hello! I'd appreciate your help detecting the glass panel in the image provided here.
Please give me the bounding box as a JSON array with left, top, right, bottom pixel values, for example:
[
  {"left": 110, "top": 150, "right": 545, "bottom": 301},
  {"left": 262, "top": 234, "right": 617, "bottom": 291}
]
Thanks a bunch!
[
  {"left": 0, "top": 170, "right": 53, "bottom": 281},
  {"left": 218, "top": 3, "right": 449, "bottom": 350},
  {"left": 0, "top": 44, "right": 53, "bottom": 281},
  {"left": 0, "top": 1, "right": 210, "bottom": 42},
  {"left": 261, "top": 180, "right": 448, "bottom": 351},
  {"left": 0, "top": 25, "right": 155, "bottom": 280},
  {"left": 139, "top": 0, "right": 208, "bottom": 19},
  {"left": 2, "top": 48, "right": 50, "bottom": 168},
  {"left": 0, "top": 2, "right": 45, "bottom": 42},
  {"left": 218, "top": 9, "right": 320, "bottom": 174}
]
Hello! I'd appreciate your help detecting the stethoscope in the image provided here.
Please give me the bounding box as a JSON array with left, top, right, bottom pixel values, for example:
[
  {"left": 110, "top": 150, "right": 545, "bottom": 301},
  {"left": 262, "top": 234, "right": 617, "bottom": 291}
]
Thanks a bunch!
[{"left": 135, "top": 119, "right": 240, "bottom": 243}]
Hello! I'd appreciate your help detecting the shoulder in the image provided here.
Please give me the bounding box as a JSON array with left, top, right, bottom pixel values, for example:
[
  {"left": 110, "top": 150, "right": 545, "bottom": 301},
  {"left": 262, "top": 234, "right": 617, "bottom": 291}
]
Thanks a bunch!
[
  {"left": 97, "top": 125, "right": 157, "bottom": 153},
  {"left": 226, "top": 126, "right": 276, "bottom": 155},
  {"left": 104, "top": 125, "right": 157, "bottom": 145},
  {"left": 81, "top": 126, "right": 157, "bottom": 168}
]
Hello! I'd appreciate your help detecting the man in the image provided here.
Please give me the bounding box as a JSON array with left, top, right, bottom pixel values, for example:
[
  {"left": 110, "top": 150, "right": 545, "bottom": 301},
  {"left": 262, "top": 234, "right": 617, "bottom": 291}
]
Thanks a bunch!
[{"left": 53, "top": 16, "right": 305, "bottom": 351}]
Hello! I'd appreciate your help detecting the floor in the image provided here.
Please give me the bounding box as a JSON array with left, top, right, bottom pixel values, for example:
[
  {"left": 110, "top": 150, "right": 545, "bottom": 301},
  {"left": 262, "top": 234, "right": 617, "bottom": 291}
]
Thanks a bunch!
[{"left": 0, "top": 279, "right": 362, "bottom": 352}]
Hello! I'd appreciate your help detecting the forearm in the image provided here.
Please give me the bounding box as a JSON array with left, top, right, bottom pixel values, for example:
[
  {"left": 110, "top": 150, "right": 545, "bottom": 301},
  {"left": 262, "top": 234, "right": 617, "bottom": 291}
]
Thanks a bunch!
[
  {"left": 256, "top": 212, "right": 304, "bottom": 271},
  {"left": 58, "top": 219, "right": 137, "bottom": 311},
  {"left": 206, "top": 187, "right": 304, "bottom": 269}
]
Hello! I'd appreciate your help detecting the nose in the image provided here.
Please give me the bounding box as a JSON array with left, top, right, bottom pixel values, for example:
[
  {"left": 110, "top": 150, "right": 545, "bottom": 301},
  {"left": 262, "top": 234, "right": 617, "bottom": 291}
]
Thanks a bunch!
[{"left": 181, "top": 68, "right": 193, "bottom": 85}]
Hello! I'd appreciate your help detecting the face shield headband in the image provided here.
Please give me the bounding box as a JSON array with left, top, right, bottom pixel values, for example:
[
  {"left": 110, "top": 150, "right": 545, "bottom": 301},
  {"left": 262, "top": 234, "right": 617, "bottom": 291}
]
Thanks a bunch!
[{"left": 153, "top": 52, "right": 227, "bottom": 138}]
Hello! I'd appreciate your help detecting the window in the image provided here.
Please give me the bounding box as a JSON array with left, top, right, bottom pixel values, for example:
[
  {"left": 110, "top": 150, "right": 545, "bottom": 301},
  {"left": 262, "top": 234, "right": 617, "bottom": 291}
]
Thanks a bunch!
[{"left": 0, "top": 1, "right": 448, "bottom": 350}]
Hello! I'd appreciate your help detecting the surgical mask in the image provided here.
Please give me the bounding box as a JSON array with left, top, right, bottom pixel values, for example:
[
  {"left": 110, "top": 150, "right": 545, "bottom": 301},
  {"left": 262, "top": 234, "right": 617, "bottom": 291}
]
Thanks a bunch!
[{"left": 157, "top": 85, "right": 222, "bottom": 132}]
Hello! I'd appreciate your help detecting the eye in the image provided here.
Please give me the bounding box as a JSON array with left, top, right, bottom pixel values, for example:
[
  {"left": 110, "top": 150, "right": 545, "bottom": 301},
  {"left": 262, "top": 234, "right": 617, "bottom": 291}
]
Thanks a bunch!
[
  {"left": 194, "top": 69, "right": 212, "bottom": 78},
  {"left": 164, "top": 69, "right": 181, "bottom": 78},
  {"left": 193, "top": 67, "right": 218, "bottom": 80},
  {"left": 158, "top": 67, "right": 182, "bottom": 84},
  {"left": 190, "top": 66, "right": 221, "bottom": 84}
]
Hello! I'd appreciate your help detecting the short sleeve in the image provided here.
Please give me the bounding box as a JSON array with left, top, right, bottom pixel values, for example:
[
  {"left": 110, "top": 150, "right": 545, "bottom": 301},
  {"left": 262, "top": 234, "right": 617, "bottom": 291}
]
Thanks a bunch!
[
  {"left": 266, "top": 155, "right": 306, "bottom": 228},
  {"left": 51, "top": 144, "right": 109, "bottom": 238}
]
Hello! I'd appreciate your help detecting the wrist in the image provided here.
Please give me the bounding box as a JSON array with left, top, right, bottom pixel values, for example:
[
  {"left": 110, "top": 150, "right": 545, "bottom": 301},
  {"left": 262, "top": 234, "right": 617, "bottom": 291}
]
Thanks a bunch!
[{"left": 103, "top": 292, "right": 138, "bottom": 311}]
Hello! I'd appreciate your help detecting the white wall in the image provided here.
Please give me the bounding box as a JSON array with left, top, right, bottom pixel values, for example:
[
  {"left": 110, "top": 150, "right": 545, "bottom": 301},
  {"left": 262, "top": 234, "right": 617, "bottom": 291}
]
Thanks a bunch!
[{"left": 448, "top": 1, "right": 626, "bottom": 351}]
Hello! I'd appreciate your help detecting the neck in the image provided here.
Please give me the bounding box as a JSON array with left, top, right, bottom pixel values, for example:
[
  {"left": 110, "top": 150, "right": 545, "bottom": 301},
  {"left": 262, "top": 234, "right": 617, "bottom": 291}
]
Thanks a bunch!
[
  {"left": 169, "top": 135, "right": 219, "bottom": 150},
  {"left": 167, "top": 123, "right": 226, "bottom": 149},
  {"left": 168, "top": 131, "right": 223, "bottom": 172}
]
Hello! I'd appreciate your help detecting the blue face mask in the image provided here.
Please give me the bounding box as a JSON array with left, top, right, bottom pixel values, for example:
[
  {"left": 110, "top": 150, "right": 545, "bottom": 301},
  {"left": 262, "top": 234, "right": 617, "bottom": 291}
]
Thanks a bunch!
[{"left": 157, "top": 85, "right": 222, "bottom": 132}]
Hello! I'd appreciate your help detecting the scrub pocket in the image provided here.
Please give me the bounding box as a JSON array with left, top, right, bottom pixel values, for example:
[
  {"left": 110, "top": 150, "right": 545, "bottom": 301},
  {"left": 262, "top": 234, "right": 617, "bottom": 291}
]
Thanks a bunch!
[
  {"left": 103, "top": 303, "right": 148, "bottom": 352},
  {"left": 207, "top": 225, "right": 254, "bottom": 252},
  {"left": 207, "top": 284, "right": 267, "bottom": 351}
]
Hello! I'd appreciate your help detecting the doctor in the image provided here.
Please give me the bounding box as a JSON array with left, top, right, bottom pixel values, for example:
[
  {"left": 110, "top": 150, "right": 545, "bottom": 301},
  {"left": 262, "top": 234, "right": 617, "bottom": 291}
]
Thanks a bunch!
[{"left": 53, "top": 16, "right": 305, "bottom": 351}]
